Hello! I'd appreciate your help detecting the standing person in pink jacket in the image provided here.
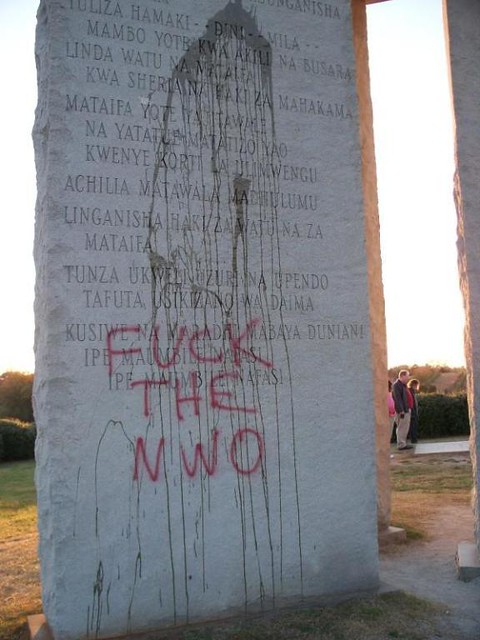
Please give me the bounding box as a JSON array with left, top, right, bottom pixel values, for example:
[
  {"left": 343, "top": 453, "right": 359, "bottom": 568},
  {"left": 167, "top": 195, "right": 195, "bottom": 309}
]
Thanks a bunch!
[
  {"left": 388, "top": 380, "right": 396, "bottom": 440},
  {"left": 407, "top": 378, "right": 420, "bottom": 443}
]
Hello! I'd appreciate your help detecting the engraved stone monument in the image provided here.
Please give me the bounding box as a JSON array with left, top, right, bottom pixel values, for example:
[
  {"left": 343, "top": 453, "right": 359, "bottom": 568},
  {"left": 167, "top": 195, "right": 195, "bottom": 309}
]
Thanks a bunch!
[{"left": 33, "top": 1, "right": 383, "bottom": 637}]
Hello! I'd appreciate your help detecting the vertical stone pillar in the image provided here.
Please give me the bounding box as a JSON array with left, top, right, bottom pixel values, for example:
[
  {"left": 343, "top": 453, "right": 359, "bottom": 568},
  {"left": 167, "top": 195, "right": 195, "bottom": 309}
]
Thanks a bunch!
[
  {"left": 353, "top": 0, "right": 390, "bottom": 533},
  {"left": 33, "top": 1, "right": 382, "bottom": 637},
  {"left": 444, "top": 0, "right": 480, "bottom": 563}
]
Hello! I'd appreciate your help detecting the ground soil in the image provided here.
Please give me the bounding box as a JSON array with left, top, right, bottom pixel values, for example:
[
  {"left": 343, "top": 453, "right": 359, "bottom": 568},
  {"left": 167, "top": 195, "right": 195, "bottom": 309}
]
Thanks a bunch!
[{"left": 381, "top": 453, "right": 480, "bottom": 639}]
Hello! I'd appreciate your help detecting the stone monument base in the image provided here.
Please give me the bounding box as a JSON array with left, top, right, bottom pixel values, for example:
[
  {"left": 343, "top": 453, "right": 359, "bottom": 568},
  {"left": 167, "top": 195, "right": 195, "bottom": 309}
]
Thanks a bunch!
[
  {"left": 27, "top": 615, "right": 51, "bottom": 640},
  {"left": 456, "top": 542, "right": 480, "bottom": 582},
  {"left": 378, "top": 526, "right": 407, "bottom": 548},
  {"left": 29, "top": 585, "right": 383, "bottom": 640}
]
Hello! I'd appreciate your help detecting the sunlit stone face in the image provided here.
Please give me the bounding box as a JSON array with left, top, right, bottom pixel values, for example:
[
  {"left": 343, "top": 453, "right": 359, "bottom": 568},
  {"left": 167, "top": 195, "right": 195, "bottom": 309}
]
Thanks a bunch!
[{"left": 34, "top": 2, "right": 380, "bottom": 638}]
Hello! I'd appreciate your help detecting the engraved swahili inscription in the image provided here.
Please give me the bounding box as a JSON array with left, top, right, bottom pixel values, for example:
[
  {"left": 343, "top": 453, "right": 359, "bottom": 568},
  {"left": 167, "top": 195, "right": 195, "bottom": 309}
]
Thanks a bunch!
[{"left": 33, "top": 0, "right": 379, "bottom": 637}]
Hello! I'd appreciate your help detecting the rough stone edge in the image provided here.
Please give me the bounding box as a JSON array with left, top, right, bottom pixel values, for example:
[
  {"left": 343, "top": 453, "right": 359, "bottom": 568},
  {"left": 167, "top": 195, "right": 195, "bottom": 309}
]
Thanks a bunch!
[
  {"left": 352, "top": 0, "right": 391, "bottom": 533},
  {"left": 443, "top": 0, "right": 480, "bottom": 554},
  {"left": 33, "top": 0, "right": 81, "bottom": 635}
]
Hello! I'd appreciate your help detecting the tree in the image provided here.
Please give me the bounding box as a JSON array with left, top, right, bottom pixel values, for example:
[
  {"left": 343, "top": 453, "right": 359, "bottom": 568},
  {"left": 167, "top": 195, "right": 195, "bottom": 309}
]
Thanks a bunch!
[{"left": 0, "top": 371, "right": 34, "bottom": 422}]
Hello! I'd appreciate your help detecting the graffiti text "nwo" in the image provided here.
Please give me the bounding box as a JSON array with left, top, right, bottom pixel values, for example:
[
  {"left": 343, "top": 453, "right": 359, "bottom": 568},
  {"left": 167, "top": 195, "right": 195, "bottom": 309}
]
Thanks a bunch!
[{"left": 134, "top": 428, "right": 263, "bottom": 482}]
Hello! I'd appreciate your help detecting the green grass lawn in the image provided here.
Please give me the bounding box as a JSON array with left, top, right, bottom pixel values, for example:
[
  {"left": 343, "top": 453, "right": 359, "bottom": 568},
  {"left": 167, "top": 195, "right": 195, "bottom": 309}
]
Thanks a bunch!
[
  {"left": 0, "top": 461, "right": 40, "bottom": 640},
  {"left": 391, "top": 458, "right": 472, "bottom": 494},
  {"left": 0, "top": 461, "right": 37, "bottom": 539}
]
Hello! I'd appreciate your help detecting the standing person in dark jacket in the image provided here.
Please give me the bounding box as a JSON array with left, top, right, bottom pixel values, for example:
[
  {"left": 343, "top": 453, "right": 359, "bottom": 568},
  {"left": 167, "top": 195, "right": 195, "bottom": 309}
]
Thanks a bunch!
[
  {"left": 407, "top": 378, "right": 420, "bottom": 444},
  {"left": 392, "top": 370, "right": 413, "bottom": 450}
]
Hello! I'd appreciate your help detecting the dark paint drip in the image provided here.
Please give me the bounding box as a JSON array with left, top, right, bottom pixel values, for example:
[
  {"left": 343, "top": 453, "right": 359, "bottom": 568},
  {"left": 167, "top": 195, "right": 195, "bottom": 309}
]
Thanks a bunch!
[
  {"left": 131, "top": 0, "right": 305, "bottom": 619},
  {"left": 89, "top": 561, "right": 104, "bottom": 637},
  {"left": 90, "top": 420, "right": 135, "bottom": 635},
  {"left": 73, "top": 466, "right": 81, "bottom": 537},
  {"left": 127, "top": 551, "right": 143, "bottom": 629}
]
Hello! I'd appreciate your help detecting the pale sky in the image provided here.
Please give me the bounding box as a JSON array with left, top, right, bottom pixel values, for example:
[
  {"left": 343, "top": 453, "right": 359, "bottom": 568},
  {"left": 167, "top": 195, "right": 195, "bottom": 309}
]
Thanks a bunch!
[
  {"left": 366, "top": 0, "right": 465, "bottom": 368},
  {"left": 0, "top": 0, "right": 466, "bottom": 374}
]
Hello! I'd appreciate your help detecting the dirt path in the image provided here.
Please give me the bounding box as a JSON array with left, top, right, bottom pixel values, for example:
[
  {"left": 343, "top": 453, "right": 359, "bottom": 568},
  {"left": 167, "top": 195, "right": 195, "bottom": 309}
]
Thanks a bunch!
[{"left": 381, "top": 492, "right": 480, "bottom": 638}]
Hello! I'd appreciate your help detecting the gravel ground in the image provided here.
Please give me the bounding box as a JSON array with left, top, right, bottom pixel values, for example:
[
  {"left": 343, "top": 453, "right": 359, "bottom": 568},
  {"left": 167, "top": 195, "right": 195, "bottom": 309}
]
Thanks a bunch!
[{"left": 381, "top": 480, "right": 480, "bottom": 638}]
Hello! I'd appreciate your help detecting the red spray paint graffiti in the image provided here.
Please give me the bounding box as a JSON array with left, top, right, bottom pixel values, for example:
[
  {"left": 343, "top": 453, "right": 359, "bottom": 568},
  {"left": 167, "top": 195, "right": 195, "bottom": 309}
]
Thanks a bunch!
[
  {"left": 106, "top": 318, "right": 272, "bottom": 377},
  {"left": 106, "top": 318, "right": 270, "bottom": 481},
  {"left": 134, "top": 428, "right": 263, "bottom": 481}
]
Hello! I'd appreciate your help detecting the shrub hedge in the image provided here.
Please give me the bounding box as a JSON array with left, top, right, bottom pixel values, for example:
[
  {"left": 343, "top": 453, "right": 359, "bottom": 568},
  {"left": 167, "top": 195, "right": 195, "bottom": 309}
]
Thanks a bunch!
[
  {"left": 391, "top": 393, "right": 469, "bottom": 441},
  {"left": 0, "top": 419, "right": 36, "bottom": 462},
  {"left": 418, "top": 393, "right": 469, "bottom": 439}
]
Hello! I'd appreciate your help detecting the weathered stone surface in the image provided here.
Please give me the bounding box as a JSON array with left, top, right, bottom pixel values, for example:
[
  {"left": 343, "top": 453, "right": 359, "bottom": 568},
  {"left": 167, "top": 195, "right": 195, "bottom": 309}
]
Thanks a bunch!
[
  {"left": 351, "top": 0, "right": 390, "bottom": 532},
  {"left": 456, "top": 542, "right": 480, "bottom": 582},
  {"left": 33, "top": 1, "right": 380, "bottom": 638},
  {"left": 445, "top": 0, "right": 480, "bottom": 553}
]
